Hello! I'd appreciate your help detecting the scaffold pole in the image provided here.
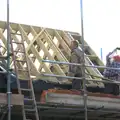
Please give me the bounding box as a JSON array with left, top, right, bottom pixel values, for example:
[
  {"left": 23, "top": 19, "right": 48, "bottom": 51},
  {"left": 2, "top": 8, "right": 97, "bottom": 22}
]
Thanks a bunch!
[
  {"left": 7, "top": 0, "right": 11, "bottom": 120},
  {"left": 80, "top": 0, "right": 87, "bottom": 120},
  {"left": 41, "top": 73, "right": 120, "bottom": 84},
  {"left": 42, "top": 59, "right": 120, "bottom": 70}
]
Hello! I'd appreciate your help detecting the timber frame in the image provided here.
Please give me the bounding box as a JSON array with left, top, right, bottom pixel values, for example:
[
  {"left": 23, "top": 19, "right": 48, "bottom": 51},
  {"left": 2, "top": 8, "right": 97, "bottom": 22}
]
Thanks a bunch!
[{"left": 0, "top": 20, "right": 104, "bottom": 87}]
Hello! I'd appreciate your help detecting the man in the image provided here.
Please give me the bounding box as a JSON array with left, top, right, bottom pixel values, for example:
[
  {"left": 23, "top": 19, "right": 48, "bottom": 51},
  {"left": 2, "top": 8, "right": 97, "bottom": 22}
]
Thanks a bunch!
[{"left": 69, "top": 40, "right": 84, "bottom": 90}]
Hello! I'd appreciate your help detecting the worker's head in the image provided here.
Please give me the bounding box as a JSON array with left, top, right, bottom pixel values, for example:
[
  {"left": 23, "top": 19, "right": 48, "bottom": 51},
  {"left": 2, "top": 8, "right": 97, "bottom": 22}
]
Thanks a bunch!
[{"left": 70, "top": 40, "right": 79, "bottom": 49}]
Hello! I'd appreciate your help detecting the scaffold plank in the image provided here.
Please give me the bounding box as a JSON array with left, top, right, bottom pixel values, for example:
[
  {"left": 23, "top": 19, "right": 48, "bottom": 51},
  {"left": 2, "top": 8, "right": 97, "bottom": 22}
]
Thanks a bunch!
[{"left": 0, "top": 93, "right": 24, "bottom": 105}]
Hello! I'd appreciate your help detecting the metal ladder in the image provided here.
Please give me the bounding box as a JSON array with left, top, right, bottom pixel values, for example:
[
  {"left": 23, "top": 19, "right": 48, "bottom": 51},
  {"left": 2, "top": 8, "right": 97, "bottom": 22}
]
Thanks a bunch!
[{"left": 10, "top": 32, "right": 39, "bottom": 120}]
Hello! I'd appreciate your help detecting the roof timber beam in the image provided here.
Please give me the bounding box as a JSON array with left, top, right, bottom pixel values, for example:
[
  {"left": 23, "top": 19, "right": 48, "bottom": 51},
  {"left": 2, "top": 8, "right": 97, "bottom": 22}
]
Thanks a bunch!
[
  {"left": 27, "top": 56, "right": 40, "bottom": 76},
  {"left": 85, "top": 59, "right": 101, "bottom": 86},
  {"left": 9, "top": 26, "right": 24, "bottom": 70},
  {"left": 61, "top": 31, "right": 71, "bottom": 47},
  {"left": 43, "top": 30, "right": 69, "bottom": 73},
  {"left": 26, "top": 28, "right": 45, "bottom": 52},
  {"left": 0, "top": 21, "right": 105, "bottom": 85},
  {"left": 44, "top": 30, "right": 68, "bottom": 62},
  {"left": 18, "top": 24, "right": 58, "bottom": 82},
  {"left": 0, "top": 28, "right": 7, "bottom": 53},
  {"left": 30, "top": 26, "right": 66, "bottom": 75},
  {"left": 54, "top": 30, "right": 71, "bottom": 56}
]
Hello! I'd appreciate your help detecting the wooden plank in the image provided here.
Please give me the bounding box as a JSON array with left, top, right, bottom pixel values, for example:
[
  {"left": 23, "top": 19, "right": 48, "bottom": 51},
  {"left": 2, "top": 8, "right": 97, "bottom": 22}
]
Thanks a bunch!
[
  {"left": 0, "top": 93, "right": 24, "bottom": 105},
  {"left": 26, "top": 28, "right": 45, "bottom": 52},
  {"left": 9, "top": 26, "right": 39, "bottom": 78},
  {"left": 0, "top": 28, "right": 7, "bottom": 46},
  {"left": 9, "top": 26, "right": 24, "bottom": 69},
  {"left": 18, "top": 24, "right": 58, "bottom": 82},
  {"left": 30, "top": 26, "right": 66, "bottom": 75},
  {"left": 44, "top": 30, "right": 69, "bottom": 73},
  {"left": 44, "top": 30, "right": 68, "bottom": 62},
  {"left": 54, "top": 30, "right": 71, "bottom": 56}
]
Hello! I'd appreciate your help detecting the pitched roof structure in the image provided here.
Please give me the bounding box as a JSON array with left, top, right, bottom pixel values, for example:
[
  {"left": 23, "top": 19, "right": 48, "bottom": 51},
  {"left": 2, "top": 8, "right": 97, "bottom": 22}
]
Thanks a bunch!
[{"left": 0, "top": 21, "right": 104, "bottom": 87}]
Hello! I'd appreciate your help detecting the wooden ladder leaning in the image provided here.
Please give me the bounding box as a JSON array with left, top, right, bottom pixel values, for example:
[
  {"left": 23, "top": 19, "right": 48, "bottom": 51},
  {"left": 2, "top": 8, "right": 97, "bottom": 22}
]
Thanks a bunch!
[{"left": 10, "top": 32, "right": 39, "bottom": 120}]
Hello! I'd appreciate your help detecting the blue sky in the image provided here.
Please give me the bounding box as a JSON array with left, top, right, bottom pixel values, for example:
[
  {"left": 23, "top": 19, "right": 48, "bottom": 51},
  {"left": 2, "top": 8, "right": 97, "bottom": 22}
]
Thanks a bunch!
[{"left": 0, "top": 0, "right": 120, "bottom": 63}]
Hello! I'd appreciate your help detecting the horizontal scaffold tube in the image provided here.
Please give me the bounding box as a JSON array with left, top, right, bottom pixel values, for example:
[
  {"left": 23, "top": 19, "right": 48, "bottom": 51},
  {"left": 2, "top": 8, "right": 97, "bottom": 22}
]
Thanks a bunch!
[
  {"left": 41, "top": 73, "right": 120, "bottom": 85},
  {"left": 0, "top": 71, "right": 7, "bottom": 74},
  {"left": 42, "top": 60, "right": 120, "bottom": 70}
]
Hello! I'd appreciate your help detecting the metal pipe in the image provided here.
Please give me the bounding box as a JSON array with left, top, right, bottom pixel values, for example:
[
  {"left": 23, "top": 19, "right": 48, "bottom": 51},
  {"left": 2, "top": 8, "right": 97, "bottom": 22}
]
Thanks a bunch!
[
  {"left": 6, "top": 0, "right": 11, "bottom": 120},
  {"left": 37, "top": 102, "right": 120, "bottom": 113},
  {"left": 41, "top": 74, "right": 120, "bottom": 84},
  {"left": 41, "top": 73, "right": 120, "bottom": 84},
  {"left": 41, "top": 73, "right": 84, "bottom": 80},
  {"left": 42, "top": 60, "right": 83, "bottom": 66},
  {"left": 36, "top": 104, "right": 120, "bottom": 120},
  {"left": 80, "top": 0, "right": 87, "bottom": 119},
  {"left": 0, "top": 71, "right": 7, "bottom": 74},
  {"left": 86, "top": 78, "right": 120, "bottom": 84},
  {"left": 100, "top": 48, "right": 103, "bottom": 61},
  {"left": 42, "top": 60, "right": 120, "bottom": 70}
]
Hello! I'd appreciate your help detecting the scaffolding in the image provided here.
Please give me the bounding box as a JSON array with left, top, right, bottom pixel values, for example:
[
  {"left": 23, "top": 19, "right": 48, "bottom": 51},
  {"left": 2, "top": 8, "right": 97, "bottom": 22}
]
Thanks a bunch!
[
  {"left": 1, "top": 0, "right": 12, "bottom": 120},
  {"left": 38, "top": 0, "right": 120, "bottom": 119},
  {"left": 1, "top": 0, "right": 120, "bottom": 120}
]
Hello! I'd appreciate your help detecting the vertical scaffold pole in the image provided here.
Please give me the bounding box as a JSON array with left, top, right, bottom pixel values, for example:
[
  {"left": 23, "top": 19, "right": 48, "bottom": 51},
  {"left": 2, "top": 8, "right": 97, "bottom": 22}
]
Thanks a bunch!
[
  {"left": 7, "top": 0, "right": 11, "bottom": 120},
  {"left": 80, "top": 0, "right": 88, "bottom": 120}
]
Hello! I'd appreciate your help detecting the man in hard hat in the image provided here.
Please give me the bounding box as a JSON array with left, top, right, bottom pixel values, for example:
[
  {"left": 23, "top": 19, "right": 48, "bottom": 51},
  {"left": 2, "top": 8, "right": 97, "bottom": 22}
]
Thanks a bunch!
[{"left": 69, "top": 40, "right": 84, "bottom": 90}]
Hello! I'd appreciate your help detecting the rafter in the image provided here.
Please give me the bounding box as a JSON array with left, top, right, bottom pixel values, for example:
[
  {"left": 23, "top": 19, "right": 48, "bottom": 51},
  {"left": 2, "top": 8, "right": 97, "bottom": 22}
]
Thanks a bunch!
[
  {"left": 30, "top": 26, "right": 65, "bottom": 76},
  {"left": 18, "top": 24, "right": 58, "bottom": 82},
  {"left": 0, "top": 21, "right": 105, "bottom": 86}
]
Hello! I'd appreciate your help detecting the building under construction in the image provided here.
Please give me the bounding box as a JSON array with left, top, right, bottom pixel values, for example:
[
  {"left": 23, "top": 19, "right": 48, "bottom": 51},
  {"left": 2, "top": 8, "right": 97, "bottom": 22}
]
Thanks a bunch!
[{"left": 0, "top": 4, "right": 120, "bottom": 119}]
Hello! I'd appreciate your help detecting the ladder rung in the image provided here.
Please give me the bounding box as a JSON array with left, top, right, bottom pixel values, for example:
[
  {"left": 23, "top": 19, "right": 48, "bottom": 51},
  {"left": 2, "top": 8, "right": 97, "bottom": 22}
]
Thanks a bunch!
[
  {"left": 87, "top": 55, "right": 97, "bottom": 60},
  {"left": 16, "top": 59, "right": 26, "bottom": 62},
  {"left": 20, "top": 88, "right": 32, "bottom": 91},
  {"left": 11, "top": 32, "right": 21, "bottom": 35},
  {"left": 18, "top": 69, "right": 28, "bottom": 72},
  {"left": 0, "top": 56, "right": 7, "bottom": 59},
  {"left": 0, "top": 71, "right": 7, "bottom": 74},
  {"left": 12, "top": 42, "right": 24, "bottom": 45},
  {"left": 13, "top": 50, "right": 25, "bottom": 53},
  {"left": 24, "top": 108, "right": 36, "bottom": 112}
]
